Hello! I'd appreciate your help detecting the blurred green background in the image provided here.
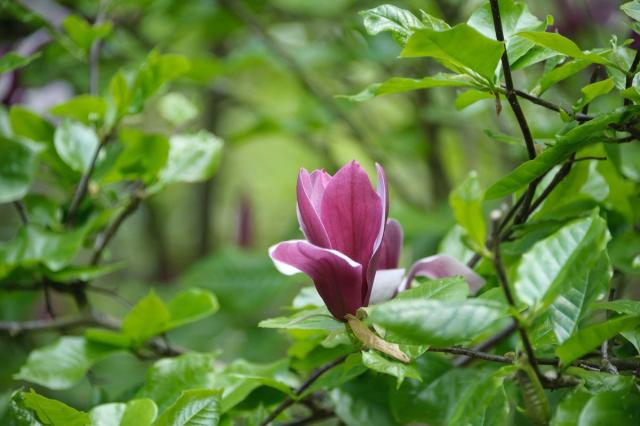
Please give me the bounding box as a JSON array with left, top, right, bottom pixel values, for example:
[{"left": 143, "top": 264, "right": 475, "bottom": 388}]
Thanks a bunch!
[{"left": 0, "top": 0, "right": 632, "bottom": 412}]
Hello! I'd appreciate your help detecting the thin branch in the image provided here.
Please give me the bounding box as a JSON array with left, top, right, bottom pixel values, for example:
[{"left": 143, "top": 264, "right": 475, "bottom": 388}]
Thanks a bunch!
[
  {"left": 91, "top": 189, "right": 143, "bottom": 265},
  {"left": 509, "top": 88, "right": 592, "bottom": 122},
  {"left": 260, "top": 355, "right": 349, "bottom": 426},
  {"left": 13, "top": 201, "right": 28, "bottom": 225},
  {"left": 0, "top": 315, "right": 112, "bottom": 336},
  {"left": 89, "top": 0, "right": 108, "bottom": 95},
  {"left": 624, "top": 49, "right": 640, "bottom": 106},
  {"left": 454, "top": 321, "right": 518, "bottom": 367},
  {"left": 66, "top": 141, "right": 104, "bottom": 224}
]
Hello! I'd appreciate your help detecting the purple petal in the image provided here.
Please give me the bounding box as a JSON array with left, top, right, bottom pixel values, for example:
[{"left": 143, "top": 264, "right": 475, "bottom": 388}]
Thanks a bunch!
[
  {"left": 269, "top": 240, "right": 364, "bottom": 320},
  {"left": 297, "top": 169, "right": 331, "bottom": 248},
  {"left": 402, "top": 254, "right": 485, "bottom": 294},
  {"left": 369, "top": 268, "right": 405, "bottom": 304},
  {"left": 320, "top": 161, "right": 384, "bottom": 272},
  {"left": 376, "top": 219, "right": 403, "bottom": 270}
]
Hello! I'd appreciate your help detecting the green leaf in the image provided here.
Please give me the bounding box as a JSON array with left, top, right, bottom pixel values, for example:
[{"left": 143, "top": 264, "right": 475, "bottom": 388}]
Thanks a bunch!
[
  {"left": 20, "top": 390, "right": 89, "bottom": 426},
  {"left": 485, "top": 108, "right": 636, "bottom": 199},
  {"left": 14, "top": 336, "right": 120, "bottom": 390},
  {"left": 157, "top": 131, "right": 223, "bottom": 185},
  {"left": 449, "top": 171, "right": 486, "bottom": 249},
  {"left": 578, "top": 390, "right": 640, "bottom": 426},
  {"left": 302, "top": 353, "right": 367, "bottom": 396},
  {"left": 258, "top": 307, "right": 343, "bottom": 331},
  {"left": 622, "top": 1, "right": 640, "bottom": 21},
  {"left": 573, "top": 78, "right": 615, "bottom": 112},
  {"left": 50, "top": 95, "right": 107, "bottom": 125},
  {"left": 62, "top": 15, "right": 112, "bottom": 55},
  {"left": 341, "top": 74, "right": 476, "bottom": 102},
  {"left": 158, "top": 93, "right": 198, "bottom": 127},
  {"left": 154, "top": 389, "right": 220, "bottom": 426},
  {"left": 396, "top": 276, "right": 469, "bottom": 302},
  {"left": 330, "top": 374, "right": 397, "bottom": 425},
  {"left": 513, "top": 211, "right": 610, "bottom": 313},
  {"left": 361, "top": 350, "right": 421, "bottom": 388},
  {"left": 9, "top": 107, "right": 54, "bottom": 143},
  {"left": 54, "top": 120, "right": 99, "bottom": 173},
  {"left": 546, "top": 253, "right": 611, "bottom": 343},
  {"left": 551, "top": 388, "right": 592, "bottom": 426},
  {"left": 166, "top": 288, "right": 219, "bottom": 329},
  {"left": 468, "top": 0, "right": 547, "bottom": 65},
  {"left": 45, "top": 262, "right": 125, "bottom": 282},
  {"left": 0, "top": 51, "right": 40, "bottom": 73},
  {"left": 130, "top": 52, "right": 191, "bottom": 112},
  {"left": 516, "top": 31, "right": 609, "bottom": 65},
  {"left": 595, "top": 299, "right": 640, "bottom": 315},
  {"left": 534, "top": 59, "right": 590, "bottom": 95},
  {"left": 556, "top": 315, "right": 640, "bottom": 365},
  {"left": 138, "top": 353, "right": 217, "bottom": 413},
  {"left": 369, "top": 299, "right": 508, "bottom": 346},
  {"left": 401, "top": 24, "right": 505, "bottom": 82},
  {"left": 122, "top": 291, "right": 170, "bottom": 345},
  {"left": 88, "top": 399, "right": 157, "bottom": 426},
  {"left": 0, "top": 138, "right": 37, "bottom": 203},
  {"left": 454, "top": 89, "right": 494, "bottom": 110},
  {"left": 105, "top": 128, "right": 169, "bottom": 184},
  {"left": 449, "top": 366, "right": 516, "bottom": 426},
  {"left": 360, "top": 4, "right": 424, "bottom": 44}
]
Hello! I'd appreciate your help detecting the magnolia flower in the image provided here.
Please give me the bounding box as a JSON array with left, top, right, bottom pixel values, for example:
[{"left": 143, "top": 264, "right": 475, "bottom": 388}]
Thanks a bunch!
[{"left": 269, "top": 161, "right": 483, "bottom": 320}]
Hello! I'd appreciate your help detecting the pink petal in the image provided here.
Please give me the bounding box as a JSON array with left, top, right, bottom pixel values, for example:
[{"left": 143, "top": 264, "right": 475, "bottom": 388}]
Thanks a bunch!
[
  {"left": 376, "top": 219, "right": 403, "bottom": 270},
  {"left": 269, "top": 240, "right": 364, "bottom": 320},
  {"left": 364, "top": 163, "right": 390, "bottom": 303},
  {"left": 320, "top": 161, "right": 384, "bottom": 274},
  {"left": 369, "top": 268, "right": 405, "bottom": 304},
  {"left": 402, "top": 254, "right": 485, "bottom": 294},
  {"left": 297, "top": 169, "right": 331, "bottom": 248}
]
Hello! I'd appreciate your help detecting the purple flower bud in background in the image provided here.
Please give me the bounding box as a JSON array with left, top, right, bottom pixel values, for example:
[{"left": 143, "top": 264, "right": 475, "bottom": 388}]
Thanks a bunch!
[{"left": 269, "top": 161, "right": 484, "bottom": 320}]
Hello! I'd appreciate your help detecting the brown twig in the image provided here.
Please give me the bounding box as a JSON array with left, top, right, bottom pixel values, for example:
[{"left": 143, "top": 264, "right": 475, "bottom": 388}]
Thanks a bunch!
[{"left": 13, "top": 201, "right": 28, "bottom": 225}]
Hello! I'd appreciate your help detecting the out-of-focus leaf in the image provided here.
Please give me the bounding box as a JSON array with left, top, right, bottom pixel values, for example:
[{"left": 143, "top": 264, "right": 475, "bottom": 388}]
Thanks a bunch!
[
  {"left": 621, "top": 1, "right": 640, "bottom": 21},
  {"left": 9, "top": 107, "right": 54, "bottom": 143},
  {"left": 54, "top": 120, "right": 99, "bottom": 173},
  {"left": 361, "top": 350, "right": 420, "bottom": 388},
  {"left": 331, "top": 373, "right": 396, "bottom": 426},
  {"left": 138, "top": 353, "right": 217, "bottom": 413},
  {"left": 594, "top": 299, "right": 640, "bottom": 315},
  {"left": 513, "top": 211, "right": 609, "bottom": 313},
  {"left": 130, "top": 52, "right": 190, "bottom": 112},
  {"left": 157, "top": 131, "right": 223, "bottom": 185},
  {"left": 154, "top": 389, "right": 220, "bottom": 426},
  {"left": 50, "top": 95, "right": 107, "bottom": 125},
  {"left": 551, "top": 388, "right": 591, "bottom": 426},
  {"left": 578, "top": 390, "right": 640, "bottom": 426},
  {"left": 396, "top": 276, "right": 469, "bottom": 302},
  {"left": 369, "top": 299, "right": 508, "bottom": 345},
  {"left": 360, "top": 4, "right": 424, "bottom": 44},
  {"left": 556, "top": 315, "right": 640, "bottom": 365},
  {"left": 0, "top": 52, "right": 40, "bottom": 73},
  {"left": 259, "top": 307, "right": 343, "bottom": 331},
  {"left": 449, "top": 171, "right": 486, "bottom": 249},
  {"left": 104, "top": 128, "right": 169, "bottom": 184},
  {"left": 468, "top": 0, "right": 547, "bottom": 65},
  {"left": 88, "top": 399, "right": 157, "bottom": 426},
  {"left": 0, "top": 138, "right": 37, "bottom": 203},
  {"left": 158, "top": 93, "right": 198, "bottom": 127},
  {"left": 546, "top": 253, "right": 611, "bottom": 343},
  {"left": 341, "top": 74, "right": 476, "bottom": 102},
  {"left": 122, "top": 291, "right": 170, "bottom": 345},
  {"left": 166, "top": 288, "right": 219, "bottom": 329},
  {"left": 19, "top": 390, "right": 88, "bottom": 426},
  {"left": 573, "top": 78, "right": 615, "bottom": 112},
  {"left": 44, "top": 262, "right": 125, "bottom": 282},
  {"left": 14, "top": 337, "right": 120, "bottom": 390},
  {"left": 401, "top": 24, "right": 504, "bottom": 82},
  {"left": 62, "top": 15, "right": 112, "bottom": 55}
]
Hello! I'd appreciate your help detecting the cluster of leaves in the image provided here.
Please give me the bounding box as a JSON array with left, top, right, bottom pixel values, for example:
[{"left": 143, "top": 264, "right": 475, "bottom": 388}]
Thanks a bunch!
[{"left": 1, "top": 0, "right": 640, "bottom": 425}]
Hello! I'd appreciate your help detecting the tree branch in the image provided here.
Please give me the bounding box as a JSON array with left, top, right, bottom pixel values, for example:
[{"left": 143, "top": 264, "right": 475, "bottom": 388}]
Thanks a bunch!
[
  {"left": 260, "top": 355, "right": 349, "bottom": 426},
  {"left": 13, "top": 201, "right": 28, "bottom": 225},
  {"left": 0, "top": 314, "right": 113, "bottom": 336},
  {"left": 624, "top": 49, "right": 640, "bottom": 106}
]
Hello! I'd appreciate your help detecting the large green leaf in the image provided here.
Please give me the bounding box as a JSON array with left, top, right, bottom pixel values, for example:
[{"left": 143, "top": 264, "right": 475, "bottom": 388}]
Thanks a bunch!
[
  {"left": 14, "top": 337, "right": 120, "bottom": 390},
  {"left": 551, "top": 388, "right": 592, "bottom": 426},
  {"left": 130, "top": 52, "right": 190, "bottom": 112},
  {"left": 534, "top": 59, "right": 590, "bottom": 95},
  {"left": 449, "top": 171, "right": 486, "bottom": 249},
  {"left": 360, "top": 4, "right": 424, "bottom": 44},
  {"left": 468, "top": 0, "right": 547, "bottom": 65},
  {"left": 166, "top": 288, "right": 219, "bottom": 329},
  {"left": 546, "top": 253, "right": 611, "bottom": 343},
  {"left": 396, "top": 276, "right": 469, "bottom": 302},
  {"left": 369, "top": 299, "right": 508, "bottom": 346},
  {"left": 259, "top": 307, "right": 343, "bottom": 331},
  {"left": 53, "top": 120, "right": 99, "bottom": 173},
  {"left": 516, "top": 31, "right": 610, "bottom": 65},
  {"left": 9, "top": 107, "right": 54, "bottom": 143},
  {"left": 594, "top": 299, "right": 640, "bottom": 315},
  {"left": 50, "top": 95, "right": 107, "bottom": 125},
  {"left": 330, "top": 374, "right": 397, "bottom": 426},
  {"left": 138, "top": 353, "right": 217, "bottom": 413},
  {"left": 556, "top": 315, "right": 640, "bottom": 365},
  {"left": 154, "top": 389, "right": 220, "bottom": 426},
  {"left": 88, "top": 399, "right": 157, "bottom": 426},
  {"left": 19, "top": 390, "right": 88, "bottom": 426},
  {"left": 485, "top": 109, "right": 635, "bottom": 199},
  {"left": 0, "top": 138, "right": 37, "bottom": 203},
  {"left": 0, "top": 52, "right": 40, "bottom": 73},
  {"left": 122, "top": 291, "right": 170, "bottom": 344},
  {"left": 621, "top": 1, "right": 640, "bottom": 22},
  {"left": 157, "top": 131, "right": 223, "bottom": 185},
  {"left": 102, "top": 128, "right": 169, "bottom": 184},
  {"left": 361, "top": 350, "right": 421, "bottom": 388},
  {"left": 578, "top": 390, "right": 640, "bottom": 426},
  {"left": 341, "top": 74, "right": 476, "bottom": 102},
  {"left": 513, "top": 212, "right": 609, "bottom": 313},
  {"left": 573, "top": 78, "right": 615, "bottom": 112},
  {"left": 62, "top": 15, "right": 112, "bottom": 55},
  {"left": 401, "top": 24, "right": 504, "bottom": 82}
]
